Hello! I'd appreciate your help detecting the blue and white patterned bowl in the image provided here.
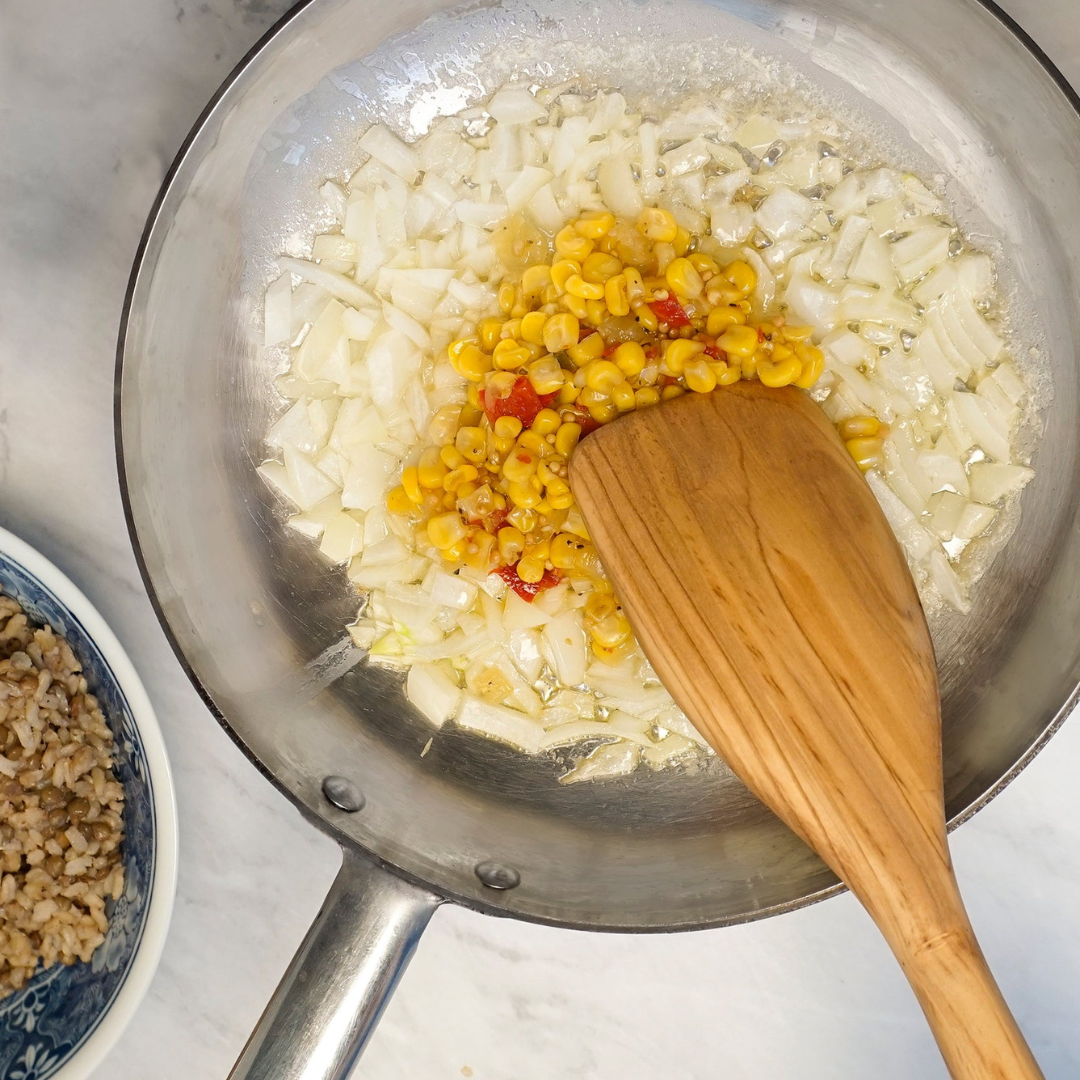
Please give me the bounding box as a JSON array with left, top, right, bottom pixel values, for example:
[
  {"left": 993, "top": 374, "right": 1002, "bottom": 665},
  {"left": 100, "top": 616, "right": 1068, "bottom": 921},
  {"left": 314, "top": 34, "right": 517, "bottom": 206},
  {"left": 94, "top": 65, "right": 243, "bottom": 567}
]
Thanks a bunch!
[{"left": 0, "top": 527, "right": 177, "bottom": 1080}]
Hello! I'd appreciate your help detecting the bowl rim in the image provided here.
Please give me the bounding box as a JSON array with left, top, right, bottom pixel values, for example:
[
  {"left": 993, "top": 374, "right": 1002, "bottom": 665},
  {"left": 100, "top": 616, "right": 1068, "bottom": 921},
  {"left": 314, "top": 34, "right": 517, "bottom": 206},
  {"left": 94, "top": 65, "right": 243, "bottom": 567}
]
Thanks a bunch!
[{"left": 0, "top": 524, "right": 179, "bottom": 1080}]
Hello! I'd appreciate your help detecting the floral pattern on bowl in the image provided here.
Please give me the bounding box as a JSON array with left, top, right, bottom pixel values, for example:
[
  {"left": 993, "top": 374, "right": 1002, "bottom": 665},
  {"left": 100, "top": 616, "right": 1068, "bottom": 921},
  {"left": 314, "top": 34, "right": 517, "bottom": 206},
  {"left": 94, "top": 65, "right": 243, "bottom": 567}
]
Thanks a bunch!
[{"left": 0, "top": 543, "right": 168, "bottom": 1080}]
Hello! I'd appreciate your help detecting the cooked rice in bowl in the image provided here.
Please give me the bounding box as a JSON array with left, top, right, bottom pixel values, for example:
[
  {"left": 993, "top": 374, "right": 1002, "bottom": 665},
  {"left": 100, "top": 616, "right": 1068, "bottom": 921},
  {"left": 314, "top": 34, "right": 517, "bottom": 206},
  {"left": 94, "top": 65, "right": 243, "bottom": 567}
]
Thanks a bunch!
[{"left": 0, "top": 592, "right": 125, "bottom": 998}]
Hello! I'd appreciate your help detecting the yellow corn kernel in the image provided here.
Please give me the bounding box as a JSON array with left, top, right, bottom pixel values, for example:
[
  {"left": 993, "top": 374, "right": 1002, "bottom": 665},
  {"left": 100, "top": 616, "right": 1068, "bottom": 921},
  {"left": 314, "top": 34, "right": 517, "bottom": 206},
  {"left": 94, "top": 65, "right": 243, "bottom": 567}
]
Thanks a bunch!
[
  {"left": 741, "top": 353, "right": 759, "bottom": 380},
  {"left": 555, "top": 225, "right": 594, "bottom": 261},
  {"left": 717, "top": 324, "right": 760, "bottom": 358},
  {"left": 585, "top": 298, "right": 608, "bottom": 325},
  {"left": 550, "top": 259, "right": 582, "bottom": 296},
  {"left": 562, "top": 292, "right": 590, "bottom": 320},
  {"left": 665, "top": 258, "right": 704, "bottom": 299},
  {"left": 526, "top": 356, "right": 565, "bottom": 396},
  {"left": 587, "top": 400, "right": 619, "bottom": 424},
  {"left": 577, "top": 387, "right": 609, "bottom": 410},
  {"left": 712, "top": 361, "right": 742, "bottom": 386},
  {"left": 565, "top": 274, "right": 605, "bottom": 300},
  {"left": 794, "top": 344, "right": 825, "bottom": 389},
  {"left": 454, "top": 426, "right": 488, "bottom": 463},
  {"left": 502, "top": 447, "right": 538, "bottom": 484},
  {"left": 574, "top": 210, "right": 616, "bottom": 238},
  {"left": 783, "top": 324, "right": 815, "bottom": 341},
  {"left": 417, "top": 447, "right": 448, "bottom": 489},
  {"left": 521, "top": 264, "right": 552, "bottom": 298},
  {"left": 478, "top": 317, "right": 504, "bottom": 352},
  {"left": 706, "top": 305, "right": 746, "bottom": 336},
  {"left": 497, "top": 526, "right": 526, "bottom": 564},
  {"left": 550, "top": 532, "right": 586, "bottom": 569},
  {"left": 493, "top": 415, "right": 523, "bottom": 440},
  {"left": 611, "top": 341, "right": 646, "bottom": 378},
  {"left": 771, "top": 343, "right": 794, "bottom": 362},
  {"left": 512, "top": 555, "right": 543, "bottom": 583},
  {"left": 661, "top": 385, "right": 685, "bottom": 401},
  {"left": 467, "top": 382, "right": 483, "bottom": 410},
  {"left": 400, "top": 466, "right": 423, "bottom": 504},
  {"left": 516, "top": 430, "right": 548, "bottom": 458},
  {"left": 440, "top": 445, "right": 466, "bottom": 470},
  {"left": 543, "top": 313, "right": 580, "bottom": 354},
  {"left": 604, "top": 274, "right": 630, "bottom": 317},
  {"left": 632, "top": 301, "right": 658, "bottom": 332},
  {"left": 443, "top": 464, "right": 479, "bottom": 492},
  {"left": 554, "top": 421, "right": 582, "bottom": 457},
  {"left": 536, "top": 460, "right": 558, "bottom": 488},
  {"left": 557, "top": 383, "right": 580, "bottom": 405},
  {"left": 584, "top": 593, "right": 617, "bottom": 623},
  {"left": 448, "top": 337, "right": 479, "bottom": 363},
  {"left": 442, "top": 491, "right": 458, "bottom": 510},
  {"left": 590, "top": 611, "right": 632, "bottom": 649},
  {"left": 637, "top": 207, "right": 678, "bottom": 243},
  {"left": 722, "top": 259, "right": 757, "bottom": 297},
  {"left": 624, "top": 266, "right": 645, "bottom": 303},
  {"left": 443, "top": 539, "right": 469, "bottom": 562},
  {"left": 451, "top": 343, "right": 493, "bottom": 382},
  {"left": 456, "top": 480, "right": 479, "bottom": 501},
  {"left": 532, "top": 408, "right": 562, "bottom": 436},
  {"left": 545, "top": 479, "right": 574, "bottom": 509},
  {"left": 583, "top": 359, "right": 625, "bottom": 394},
  {"left": 611, "top": 380, "right": 637, "bottom": 411},
  {"left": 523, "top": 538, "right": 551, "bottom": 563},
  {"left": 839, "top": 415, "right": 881, "bottom": 440},
  {"left": 492, "top": 338, "right": 531, "bottom": 371},
  {"left": 507, "top": 480, "right": 541, "bottom": 509},
  {"left": 498, "top": 282, "right": 516, "bottom": 315},
  {"left": 386, "top": 486, "right": 413, "bottom": 514},
  {"left": 428, "top": 512, "right": 467, "bottom": 550},
  {"left": 499, "top": 318, "right": 522, "bottom": 341},
  {"left": 672, "top": 227, "right": 692, "bottom": 258},
  {"left": 663, "top": 338, "right": 707, "bottom": 376},
  {"left": 758, "top": 356, "right": 803, "bottom": 388},
  {"left": 683, "top": 358, "right": 718, "bottom": 394},
  {"left": 846, "top": 437, "right": 884, "bottom": 472},
  {"left": 567, "top": 332, "right": 606, "bottom": 367},
  {"left": 465, "top": 530, "right": 498, "bottom": 572},
  {"left": 520, "top": 311, "right": 547, "bottom": 345},
  {"left": 507, "top": 506, "right": 538, "bottom": 533},
  {"left": 582, "top": 252, "right": 622, "bottom": 284},
  {"left": 635, "top": 386, "right": 661, "bottom": 408},
  {"left": 459, "top": 403, "right": 484, "bottom": 430},
  {"left": 688, "top": 253, "right": 719, "bottom": 275},
  {"left": 492, "top": 434, "right": 515, "bottom": 457}
]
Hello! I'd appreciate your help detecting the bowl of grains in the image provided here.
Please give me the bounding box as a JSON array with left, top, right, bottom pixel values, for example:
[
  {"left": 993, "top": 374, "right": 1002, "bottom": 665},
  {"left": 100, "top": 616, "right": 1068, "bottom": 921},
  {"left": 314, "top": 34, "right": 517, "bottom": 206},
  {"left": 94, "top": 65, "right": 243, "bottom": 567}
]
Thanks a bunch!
[{"left": 0, "top": 525, "right": 176, "bottom": 1080}]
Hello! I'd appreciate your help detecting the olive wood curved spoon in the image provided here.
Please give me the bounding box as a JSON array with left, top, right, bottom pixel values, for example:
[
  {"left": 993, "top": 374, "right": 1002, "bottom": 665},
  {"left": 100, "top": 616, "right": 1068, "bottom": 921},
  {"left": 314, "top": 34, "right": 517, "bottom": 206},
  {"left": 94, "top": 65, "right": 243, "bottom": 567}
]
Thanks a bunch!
[{"left": 570, "top": 380, "right": 1042, "bottom": 1080}]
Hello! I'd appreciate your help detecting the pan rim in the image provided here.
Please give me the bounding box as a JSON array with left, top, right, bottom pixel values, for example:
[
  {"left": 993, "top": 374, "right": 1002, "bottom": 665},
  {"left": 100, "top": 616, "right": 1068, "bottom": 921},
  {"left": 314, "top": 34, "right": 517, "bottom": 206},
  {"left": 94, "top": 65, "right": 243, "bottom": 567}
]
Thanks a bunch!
[{"left": 113, "top": 0, "right": 1080, "bottom": 933}]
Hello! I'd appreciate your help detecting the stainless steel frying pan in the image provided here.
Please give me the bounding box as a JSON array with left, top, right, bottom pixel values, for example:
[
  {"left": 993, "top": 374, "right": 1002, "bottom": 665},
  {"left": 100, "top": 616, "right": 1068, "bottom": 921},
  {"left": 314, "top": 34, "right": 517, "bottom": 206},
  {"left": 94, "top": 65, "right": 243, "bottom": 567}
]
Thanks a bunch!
[{"left": 115, "top": 0, "right": 1080, "bottom": 1076}]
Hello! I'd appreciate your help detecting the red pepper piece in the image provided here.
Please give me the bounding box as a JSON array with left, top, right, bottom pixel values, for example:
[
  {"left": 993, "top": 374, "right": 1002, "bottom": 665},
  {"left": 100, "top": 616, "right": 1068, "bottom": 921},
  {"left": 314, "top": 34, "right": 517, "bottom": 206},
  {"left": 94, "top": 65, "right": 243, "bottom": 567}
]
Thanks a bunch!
[
  {"left": 659, "top": 374, "right": 680, "bottom": 388},
  {"left": 649, "top": 296, "right": 691, "bottom": 328},
  {"left": 496, "top": 563, "right": 560, "bottom": 601},
  {"left": 480, "top": 377, "right": 546, "bottom": 428},
  {"left": 704, "top": 346, "right": 726, "bottom": 361}
]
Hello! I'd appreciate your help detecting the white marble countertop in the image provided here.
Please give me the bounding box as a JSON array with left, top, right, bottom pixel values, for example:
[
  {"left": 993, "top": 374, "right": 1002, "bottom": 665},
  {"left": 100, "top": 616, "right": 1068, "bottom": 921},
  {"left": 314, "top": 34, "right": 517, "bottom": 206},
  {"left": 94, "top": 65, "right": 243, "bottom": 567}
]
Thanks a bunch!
[{"left": 2, "top": 1, "right": 1079, "bottom": 1077}]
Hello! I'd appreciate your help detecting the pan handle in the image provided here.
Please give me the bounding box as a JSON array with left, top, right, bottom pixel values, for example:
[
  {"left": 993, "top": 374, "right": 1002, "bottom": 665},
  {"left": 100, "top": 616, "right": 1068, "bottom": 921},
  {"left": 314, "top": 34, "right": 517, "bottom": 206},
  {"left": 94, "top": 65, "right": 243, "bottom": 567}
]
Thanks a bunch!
[{"left": 228, "top": 850, "right": 442, "bottom": 1080}]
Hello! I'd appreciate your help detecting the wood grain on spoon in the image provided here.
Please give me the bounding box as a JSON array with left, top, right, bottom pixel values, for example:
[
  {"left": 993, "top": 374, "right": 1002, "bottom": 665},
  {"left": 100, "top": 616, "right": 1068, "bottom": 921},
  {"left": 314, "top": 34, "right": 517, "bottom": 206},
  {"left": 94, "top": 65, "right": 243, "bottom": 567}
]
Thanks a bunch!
[{"left": 570, "top": 381, "right": 1042, "bottom": 1080}]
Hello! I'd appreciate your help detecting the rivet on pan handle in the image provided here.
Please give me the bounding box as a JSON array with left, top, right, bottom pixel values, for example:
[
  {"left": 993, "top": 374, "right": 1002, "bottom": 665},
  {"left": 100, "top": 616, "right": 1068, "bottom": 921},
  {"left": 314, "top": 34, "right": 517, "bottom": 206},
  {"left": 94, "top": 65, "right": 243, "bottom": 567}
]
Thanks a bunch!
[{"left": 229, "top": 851, "right": 441, "bottom": 1080}]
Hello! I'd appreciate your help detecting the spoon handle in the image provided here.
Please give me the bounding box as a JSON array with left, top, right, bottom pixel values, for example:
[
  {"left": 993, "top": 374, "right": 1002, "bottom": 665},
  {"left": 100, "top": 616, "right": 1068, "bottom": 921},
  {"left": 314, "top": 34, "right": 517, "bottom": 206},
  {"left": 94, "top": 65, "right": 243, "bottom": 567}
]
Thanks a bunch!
[{"left": 866, "top": 868, "right": 1044, "bottom": 1080}]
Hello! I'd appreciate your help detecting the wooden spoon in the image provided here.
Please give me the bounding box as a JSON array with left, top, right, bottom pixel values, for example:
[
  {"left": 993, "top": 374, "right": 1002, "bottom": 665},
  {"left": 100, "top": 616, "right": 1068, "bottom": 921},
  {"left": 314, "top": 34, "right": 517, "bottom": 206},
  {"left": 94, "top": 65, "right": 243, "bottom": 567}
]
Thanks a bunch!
[{"left": 570, "top": 380, "right": 1043, "bottom": 1080}]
